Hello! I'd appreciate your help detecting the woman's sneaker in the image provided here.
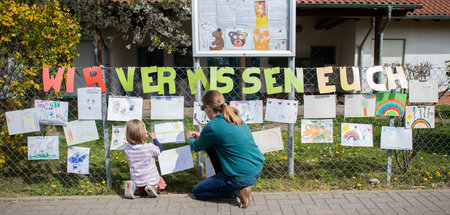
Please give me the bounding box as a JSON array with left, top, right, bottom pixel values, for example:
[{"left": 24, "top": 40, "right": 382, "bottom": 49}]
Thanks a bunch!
[
  {"left": 145, "top": 185, "right": 158, "bottom": 198},
  {"left": 124, "top": 180, "right": 136, "bottom": 199}
]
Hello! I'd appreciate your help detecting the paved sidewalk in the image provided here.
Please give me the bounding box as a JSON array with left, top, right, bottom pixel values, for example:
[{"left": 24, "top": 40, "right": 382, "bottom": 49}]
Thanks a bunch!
[{"left": 0, "top": 189, "right": 448, "bottom": 215}]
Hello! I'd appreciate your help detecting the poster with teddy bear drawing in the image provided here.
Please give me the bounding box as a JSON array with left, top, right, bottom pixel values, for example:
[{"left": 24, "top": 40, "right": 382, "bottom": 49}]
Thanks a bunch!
[{"left": 225, "top": 28, "right": 254, "bottom": 50}]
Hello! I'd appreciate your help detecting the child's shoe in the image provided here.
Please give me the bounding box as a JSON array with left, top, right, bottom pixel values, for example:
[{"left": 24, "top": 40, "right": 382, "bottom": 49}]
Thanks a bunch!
[
  {"left": 145, "top": 184, "right": 158, "bottom": 198},
  {"left": 124, "top": 180, "right": 135, "bottom": 199}
]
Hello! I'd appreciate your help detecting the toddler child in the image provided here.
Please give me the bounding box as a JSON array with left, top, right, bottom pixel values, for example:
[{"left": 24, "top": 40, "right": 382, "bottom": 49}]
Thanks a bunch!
[{"left": 123, "top": 119, "right": 166, "bottom": 199}]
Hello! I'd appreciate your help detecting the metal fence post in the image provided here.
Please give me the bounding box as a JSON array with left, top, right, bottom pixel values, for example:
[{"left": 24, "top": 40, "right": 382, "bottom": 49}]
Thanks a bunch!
[
  {"left": 386, "top": 116, "right": 394, "bottom": 186},
  {"left": 100, "top": 65, "right": 112, "bottom": 188},
  {"left": 193, "top": 58, "right": 204, "bottom": 178},
  {"left": 288, "top": 57, "right": 296, "bottom": 176}
]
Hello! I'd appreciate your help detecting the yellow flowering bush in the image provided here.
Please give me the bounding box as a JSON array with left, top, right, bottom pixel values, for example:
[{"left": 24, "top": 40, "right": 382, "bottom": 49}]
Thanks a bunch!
[{"left": 0, "top": 0, "right": 80, "bottom": 171}]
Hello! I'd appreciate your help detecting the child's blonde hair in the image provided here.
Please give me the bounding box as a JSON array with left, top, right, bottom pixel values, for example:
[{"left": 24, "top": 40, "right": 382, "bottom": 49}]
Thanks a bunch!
[
  {"left": 126, "top": 119, "right": 147, "bottom": 145},
  {"left": 202, "top": 90, "right": 243, "bottom": 126}
]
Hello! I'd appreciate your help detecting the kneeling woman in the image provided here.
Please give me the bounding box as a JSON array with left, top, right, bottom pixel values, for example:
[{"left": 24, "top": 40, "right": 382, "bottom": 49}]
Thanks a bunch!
[{"left": 186, "top": 90, "right": 265, "bottom": 208}]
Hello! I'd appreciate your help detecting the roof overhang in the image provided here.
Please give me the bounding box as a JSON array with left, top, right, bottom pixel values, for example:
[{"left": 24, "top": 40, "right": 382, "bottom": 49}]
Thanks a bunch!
[{"left": 296, "top": 3, "right": 422, "bottom": 17}]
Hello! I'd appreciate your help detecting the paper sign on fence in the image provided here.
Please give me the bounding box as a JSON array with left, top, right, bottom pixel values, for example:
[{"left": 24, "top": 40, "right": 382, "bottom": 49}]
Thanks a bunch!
[
  {"left": 380, "top": 126, "right": 412, "bottom": 150},
  {"left": 405, "top": 106, "right": 435, "bottom": 128},
  {"left": 67, "top": 146, "right": 90, "bottom": 174},
  {"left": 27, "top": 136, "right": 59, "bottom": 160},
  {"left": 252, "top": 127, "right": 283, "bottom": 153},
  {"left": 193, "top": 102, "right": 210, "bottom": 125},
  {"left": 205, "top": 155, "right": 216, "bottom": 178},
  {"left": 408, "top": 80, "right": 438, "bottom": 103},
  {"left": 107, "top": 96, "right": 143, "bottom": 121},
  {"left": 230, "top": 100, "right": 263, "bottom": 124},
  {"left": 63, "top": 120, "right": 99, "bottom": 146},
  {"left": 5, "top": 108, "right": 40, "bottom": 135},
  {"left": 344, "top": 94, "right": 376, "bottom": 118},
  {"left": 110, "top": 126, "right": 128, "bottom": 150},
  {"left": 154, "top": 121, "right": 185, "bottom": 143},
  {"left": 151, "top": 96, "right": 184, "bottom": 120},
  {"left": 77, "top": 87, "right": 102, "bottom": 120},
  {"left": 375, "top": 93, "right": 407, "bottom": 116},
  {"left": 35, "top": 100, "right": 68, "bottom": 125},
  {"left": 301, "top": 119, "right": 333, "bottom": 143},
  {"left": 158, "top": 145, "right": 194, "bottom": 175},
  {"left": 264, "top": 98, "right": 298, "bottom": 123},
  {"left": 304, "top": 95, "right": 336, "bottom": 119},
  {"left": 341, "top": 123, "right": 373, "bottom": 147}
]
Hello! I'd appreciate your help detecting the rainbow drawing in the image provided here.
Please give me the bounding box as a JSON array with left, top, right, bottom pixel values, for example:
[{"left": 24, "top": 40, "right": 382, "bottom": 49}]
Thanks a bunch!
[
  {"left": 411, "top": 118, "right": 431, "bottom": 128},
  {"left": 344, "top": 131, "right": 360, "bottom": 141},
  {"left": 376, "top": 93, "right": 407, "bottom": 116}
]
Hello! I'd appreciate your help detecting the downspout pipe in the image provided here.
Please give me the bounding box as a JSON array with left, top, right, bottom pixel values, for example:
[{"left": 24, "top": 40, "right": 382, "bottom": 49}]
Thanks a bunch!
[
  {"left": 358, "top": 17, "right": 375, "bottom": 69},
  {"left": 375, "top": 5, "right": 392, "bottom": 66}
]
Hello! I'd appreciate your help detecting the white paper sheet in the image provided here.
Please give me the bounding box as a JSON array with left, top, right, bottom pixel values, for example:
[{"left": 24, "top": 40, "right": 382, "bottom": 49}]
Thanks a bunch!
[
  {"left": 158, "top": 145, "right": 194, "bottom": 175},
  {"left": 301, "top": 119, "right": 333, "bottom": 143},
  {"left": 344, "top": 94, "right": 377, "bottom": 118},
  {"left": 151, "top": 96, "right": 184, "bottom": 120},
  {"left": 264, "top": 98, "right": 298, "bottom": 123},
  {"left": 110, "top": 126, "right": 128, "bottom": 150},
  {"left": 77, "top": 87, "right": 102, "bottom": 120},
  {"left": 405, "top": 106, "right": 435, "bottom": 129},
  {"left": 205, "top": 155, "right": 216, "bottom": 178},
  {"left": 34, "top": 100, "right": 68, "bottom": 125},
  {"left": 380, "top": 126, "right": 413, "bottom": 150},
  {"left": 67, "top": 146, "right": 90, "bottom": 174},
  {"left": 230, "top": 100, "right": 263, "bottom": 124},
  {"left": 216, "top": 1, "right": 236, "bottom": 28},
  {"left": 154, "top": 121, "right": 185, "bottom": 144},
  {"left": 5, "top": 108, "right": 40, "bottom": 135},
  {"left": 63, "top": 120, "right": 99, "bottom": 146},
  {"left": 252, "top": 127, "right": 283, "bottom": 154},
  {"left": 304, "top": 95, "right": 336, "bottom": 119},
  {"left": 27, "top": 136, "right": 59, "bottom": 160},
  {"left": 107, "top": 96, "right": 143, "bottom": 121},
  {"left": 341, "top": 123, "right": 373, "bottom": 147},
  {"left": 193, "top": 102, "right": 210, "bottom": 125},
  {"left": 408, "top": 80, "right": 439, "bottom": 103}
]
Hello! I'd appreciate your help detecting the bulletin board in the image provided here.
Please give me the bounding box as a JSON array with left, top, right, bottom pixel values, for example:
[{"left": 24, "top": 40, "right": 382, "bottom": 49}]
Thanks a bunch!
[{"left": 192, "top": 0, "right": 296, "bottom": 57}]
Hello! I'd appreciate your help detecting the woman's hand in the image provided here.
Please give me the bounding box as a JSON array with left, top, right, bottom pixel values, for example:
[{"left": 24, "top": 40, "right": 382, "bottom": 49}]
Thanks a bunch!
[
  {"left": 147, "top": 132, "right": 156, "bottom": 139},
  {"left": 186, "top": 130, "right": 200, "bottom": 139}
]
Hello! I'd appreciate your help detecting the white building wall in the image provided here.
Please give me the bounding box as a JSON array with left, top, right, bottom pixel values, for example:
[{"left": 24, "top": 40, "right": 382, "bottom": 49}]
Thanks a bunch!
[{"left": 356, "top": 19, "right": 450, "bottom": 68}]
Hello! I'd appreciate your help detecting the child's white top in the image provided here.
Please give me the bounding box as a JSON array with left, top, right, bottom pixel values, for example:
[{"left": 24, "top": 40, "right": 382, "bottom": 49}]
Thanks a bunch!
[{"left": 125, "top": 143, "right": 161, "bottom": 186}]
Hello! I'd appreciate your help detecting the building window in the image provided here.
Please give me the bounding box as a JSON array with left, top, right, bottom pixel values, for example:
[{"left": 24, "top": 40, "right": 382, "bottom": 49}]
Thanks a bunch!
[{"left": 310, "top": 46, "right": 336, "bottom": 67}]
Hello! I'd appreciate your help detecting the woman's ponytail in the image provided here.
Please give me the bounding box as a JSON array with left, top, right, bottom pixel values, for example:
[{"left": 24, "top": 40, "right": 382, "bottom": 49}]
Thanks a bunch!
[{"left": 222, "top": 104, "right": 243, "bottom": 126}]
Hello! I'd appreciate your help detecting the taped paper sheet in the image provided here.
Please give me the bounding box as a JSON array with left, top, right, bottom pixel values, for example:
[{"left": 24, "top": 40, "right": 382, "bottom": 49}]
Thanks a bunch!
[{"left": 158, "top": 145, "right": 194, "bottom": 175}]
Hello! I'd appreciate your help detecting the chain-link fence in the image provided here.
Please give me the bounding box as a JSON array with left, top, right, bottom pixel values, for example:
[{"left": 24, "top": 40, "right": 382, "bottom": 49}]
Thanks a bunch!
[{"left": 0, "top": 66, "right": 448, "bottom": 196}]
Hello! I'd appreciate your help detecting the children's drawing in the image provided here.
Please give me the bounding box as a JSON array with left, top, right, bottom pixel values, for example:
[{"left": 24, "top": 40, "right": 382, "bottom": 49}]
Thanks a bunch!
[
  {"left": 344, "top": 94, "right": 376, "bottom": 118},
  {"left": 110, "top": 126, "right": 128, "bottom": 150},
  {"left": 27, "top": 136, "right": 59, "bottom": 160},
  {"left": 153, "top": 121, "right": 185, "bottom": 144},
  {"left": 63, "top": 120, "right": 99, "bottom": 146},
  {"left": 269, "top": 40, "right": 287, "bottom": 50},
  {"left": 205, "top": 155, "right": 216, "bottom": 178},
  {"left": 408, "top": 80, "right": 439, "bottom": 103},
  {"left": 254, "top": 28, "right": 270, "bottom": 50},
  {"left": 405, "top": 106, "right": 435, "bottom": 128},
  {"left": 5, "top": 108, "right": 40, "bottom": 135},
  {"left": 193, "top": 102, "right": 210, "bottom": 125},
  {"left": 77, "top": 87, "right": 102, "bottom": 120},
  {"left": 304, "top": 95, "right": 336, "bottom": 119},
  {"left": 200, "top": 22, "right": 219, "bottom": 50},
  {"left": 209, "top": 28, "right": 224, "bottom": 51},
  {"left": 34, "top": 100, "right": 68, "bottom": 125},
  {"left": 151, "top": 96, "right": 184, "bottom": 120},
  {"left": 254, "top": 1, "right": 268, "bottom": 28},
  {"left": 264, "top": 98, "right": 298, "bottom": 123},
  {"left": 230, "top": 100, "right": 263, "bottom": 124},
  {"left": 380, "top": 126, "right": 413, "bottom": 150},
  {"left": 225, "top": 28, "right": 253, "bottom": 50},
  {"left": 107, "top": 96, "right": 143, "bottom": 121},
  {"left": 67, "top": 146, "right": 90, "bottom": 174},
  {"left": 252, "top": 127, "right": 284, "bottom": 154},
  {"left": 158, "top": 145, "right": 194, "bottom": 175},
  {"left": 340, "top": 123, "right": 373, "bottom": 147},
  {"left": 375, "top": 93, "right": 407, "bottom": 116},
  {"left": 301, "top": 119, "right": 333, "bottom": 143}
]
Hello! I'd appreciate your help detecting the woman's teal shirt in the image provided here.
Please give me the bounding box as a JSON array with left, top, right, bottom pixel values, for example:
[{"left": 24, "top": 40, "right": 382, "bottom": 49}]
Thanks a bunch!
[{"left": 189, "top": 114, "right": 265, "bottom": 182}]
